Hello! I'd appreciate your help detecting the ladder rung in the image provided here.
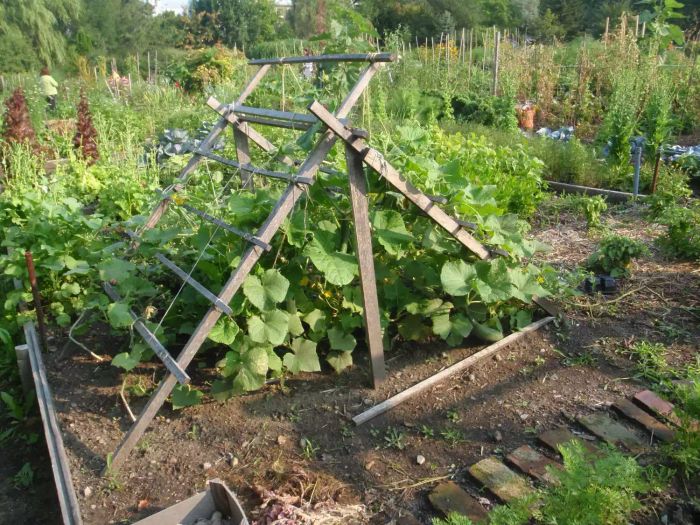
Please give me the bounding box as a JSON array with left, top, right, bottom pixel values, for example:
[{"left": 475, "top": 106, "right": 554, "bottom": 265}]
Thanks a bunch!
[
  {"left": 427, "top": 194, "right": 448, "bottom": 204},
  {"left": 195, "top": 148, "right": 314, "bottom": 185},
  {"left": 248, "top": 53, "right": 396, "bottom": 65},
  {"left": 179, "top": 203, "right": 272, "bottom": 252},
  {"left": 154, "top": 253, "right": 233, "bottom": 315},
  {"left": 103, "top": 282, "right": 190, "bottom": 385},
  {"left": 238, "top": 114, "right": 314, "bottom": 131},
  {"left": 456, "top": 219, "right": 477, "bottom": 231},
  {"left": 234, "top": 105, "right": 317, "bottom": 125}
]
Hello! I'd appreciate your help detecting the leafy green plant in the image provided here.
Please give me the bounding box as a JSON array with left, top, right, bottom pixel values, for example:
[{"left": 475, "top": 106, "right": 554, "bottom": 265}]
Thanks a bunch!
[
  {"left": 433, "top": 513, "right": 474, "bottom": 525},
  {"left": 586, "top": 235, "right": 648, "bottom": 277},
  {"left": 384, "top": 427, "right": 406, "bottom": 450},
  {"left": 622, "top": 341, "right": 669, "bottom": 384},
  {"left": 577, "top": 195, "right": 608, "bottom": 230},
  {"left": 537, "top": 441, "right": 654, "bottom": 525},
  {"left": 12, "top": 462, "right": 34, "bottom": 488},
  {"left": 656, "top": 203, "right": 700, "bottom": 260}
]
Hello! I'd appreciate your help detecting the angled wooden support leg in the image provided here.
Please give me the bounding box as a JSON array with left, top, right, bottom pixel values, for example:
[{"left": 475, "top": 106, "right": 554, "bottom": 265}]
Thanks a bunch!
[
  {"left": 105, "top": 63, "right": 384, "bottom": 474},
  {"left": 233, "top": 127, "right": 254, "bottom": 190},
  {"left": 345, "top": 146, "right": 386, "bottom": 387}
]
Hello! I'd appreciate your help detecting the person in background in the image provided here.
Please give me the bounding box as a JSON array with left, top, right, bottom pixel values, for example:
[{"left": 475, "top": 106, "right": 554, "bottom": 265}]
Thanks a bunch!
[
  {"left": 302, "top": 48, "right": 314, "bottom": 81},
  {"left": 39, "top": 67, "right": 58, "bottom": 112}
]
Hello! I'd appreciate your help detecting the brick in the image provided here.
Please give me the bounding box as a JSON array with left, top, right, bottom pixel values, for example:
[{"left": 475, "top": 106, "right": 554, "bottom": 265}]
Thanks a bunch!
[
  {"left": 469, "top": 457, "right": 533, "bottom": 503},
  {"left": 428, "top": 481, "right": 488, "bottom": 523},
  {"left": 613, "top": 399, "right": 675, "bottom": 443},
  {"left": 633, "top": 390, "right": 682, "bottom": 427},
  {"left": 506, "top": 445, "right": 561, "bottom": 484},
  {"left": 538, "top": 427, "right": 599, "bottom": 456},
  {"left": 578, "top": 413, "right": 646, "bottom": 454}
]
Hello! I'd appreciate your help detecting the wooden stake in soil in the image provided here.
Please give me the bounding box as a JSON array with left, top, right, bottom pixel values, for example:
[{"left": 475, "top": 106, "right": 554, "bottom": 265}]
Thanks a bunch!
[
  {"left": 493, "top": 31, "right": 501, "bottom": 96},
  {"left": 352, "top": 317, "right": 554, "bottom": 425},
  {"left": 24, "top": 251, "right": 49, "bottom": 352}
]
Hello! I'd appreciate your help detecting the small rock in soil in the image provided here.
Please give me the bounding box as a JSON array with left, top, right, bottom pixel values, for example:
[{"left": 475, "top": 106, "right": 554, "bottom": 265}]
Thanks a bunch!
[
  {"left": 231, "top": 456, "right": 239, "bottom": 467},
  {"left": 299, "top": 437, "right": 309, "bottom": 449},
  {"left": 493, "top": 430, "right": 503, "bottom": 443},
  {"left": 277, "top": 435, "right": 287, "bottom": 445},
  {"left": 365, "top": 461, "right": 375, "bottom": 471},
  {"left": 83, "top": 487, "right": 92, "bottom": 498},
  {"left": 202, "top": 462, "right": 212, "bottom": 470},
  {"left": 363, "top": 398, "right": 373, "bottom": 406},
  {"left": 494, "top": 354, "right": 503, "bottom": 362},
  {"left": 416, "top": 455, "right": 426, "bottom": 465},
  {"left": 468, "top": 373, "right": 476, "bottom": 382}
]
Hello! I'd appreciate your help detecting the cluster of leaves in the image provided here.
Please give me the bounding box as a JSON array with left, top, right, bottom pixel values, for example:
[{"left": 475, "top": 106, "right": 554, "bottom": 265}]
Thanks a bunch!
[
  {"left": 1, "top": 88, "right": 40, "bottom": 158},
  {"left": 73, "top": 90, "right": 99, "bottom": 165},
  {"left": 655, "top": 202, "right": 700, "bottom": 261},
  {"left": 586, "top": 235, "right": 648, "bottom": 277},
  {"left": 164, "top": 45, "right": 247, "bottom": 93},
  {"left": 98, "top": 114, "right": 552, "bottom": 402}
]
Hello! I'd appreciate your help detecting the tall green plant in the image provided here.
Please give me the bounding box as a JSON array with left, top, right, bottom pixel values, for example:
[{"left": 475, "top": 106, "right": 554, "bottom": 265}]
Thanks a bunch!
[{"left": 598, "top": 73, "right": 640, "bottom": 167}]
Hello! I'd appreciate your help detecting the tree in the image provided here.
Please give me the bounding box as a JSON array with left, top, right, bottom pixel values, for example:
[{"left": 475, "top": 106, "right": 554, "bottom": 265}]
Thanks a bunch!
[
  {"left": 0, "top": 0, "right": 80, "bottom": 67},
  {"left": 190, "top": 0, "right": 281, "bottom": 49},
  {"left": 535, "top": 8, "right": 565, "bottom": 41},
  {"left": 288, "top": 0, "right": 372, "bottom": 38}
]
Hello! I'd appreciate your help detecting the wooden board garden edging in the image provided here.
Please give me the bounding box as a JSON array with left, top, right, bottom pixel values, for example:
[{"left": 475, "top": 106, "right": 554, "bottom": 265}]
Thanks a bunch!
[
  {"left": 22, "top": 320, "right": 83, "bottom": 524},
  {"left": 545, "top": 181, "right": 647, "bottom": 203},
  {"left": 352, "top": 316, "right": 555, "bottom": 425}
]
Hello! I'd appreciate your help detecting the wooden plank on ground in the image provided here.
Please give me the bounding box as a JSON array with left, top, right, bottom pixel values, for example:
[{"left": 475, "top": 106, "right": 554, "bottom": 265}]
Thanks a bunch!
[
  {"left": 578, "top": 413, "right": 647, "bottom": 454},
  {"left": 469, "top": 457, "right": 533, "bottom": 502},
  {"left": 428, "top": 481, "right": 488, "bottom": 523},
  {"left": 538, "top": 427, "right": 599, "bottom": 456},
  {"left": 506, "top": 445, "right": 561, "bottom": 484},
  {"left": 346, "top": 146, "right": 385, "bottom": 387},
  {"left": 613, "top": 399, "right": 675, "bottom": 443},
  {"left": 633, "top": 390, "right": 682, "bottom": 427},
  {"left": 352, "top": 317, "right": 554, "bottom": 425}
]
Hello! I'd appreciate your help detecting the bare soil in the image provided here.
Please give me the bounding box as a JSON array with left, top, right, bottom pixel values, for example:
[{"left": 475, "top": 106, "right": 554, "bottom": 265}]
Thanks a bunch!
[{"left": 5, "top": 199, "right": 700, "bottom": 525}]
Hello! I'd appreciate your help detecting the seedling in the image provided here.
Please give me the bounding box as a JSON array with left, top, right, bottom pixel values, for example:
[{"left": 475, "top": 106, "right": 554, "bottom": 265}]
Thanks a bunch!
[
  {"left": 440, "top": 428, "right": 465, "bottom": 447},
  {"left": 300, "top": 438, "right": 319, "bottom": 460},
  {"left": 384, "top": 427, "right": 407, "bottom": 450},
  {"left": 419, "top": 425, "right": 435, "bottom": 438}
]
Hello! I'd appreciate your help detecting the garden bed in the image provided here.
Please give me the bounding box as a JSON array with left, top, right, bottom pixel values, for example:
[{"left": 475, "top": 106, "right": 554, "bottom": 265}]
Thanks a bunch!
[{"left": 21, "top": 200, "right": 695, "bottom": 525}]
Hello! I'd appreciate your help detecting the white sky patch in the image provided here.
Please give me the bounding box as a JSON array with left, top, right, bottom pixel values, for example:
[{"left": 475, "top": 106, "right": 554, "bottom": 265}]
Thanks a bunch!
[{"left": 152, "top": 0, "right": 189, "bottom": 14}]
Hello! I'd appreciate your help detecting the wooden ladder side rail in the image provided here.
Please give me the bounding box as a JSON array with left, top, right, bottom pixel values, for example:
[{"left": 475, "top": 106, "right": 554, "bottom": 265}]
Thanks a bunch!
[
  {"left": 103, "top": 283, "right": 191, "bottom": 385},
  {"left": 308, "top": 101, "right": 561, "bottom": 318},
  {"left": 104, "top": 62, "right": 384, "bottom": 474},
  {"left": 308, "top": 101, "right": 491, "bottom": 260},
  {"left": 140, "top": 65, "right": 271, "bottom": 232}
]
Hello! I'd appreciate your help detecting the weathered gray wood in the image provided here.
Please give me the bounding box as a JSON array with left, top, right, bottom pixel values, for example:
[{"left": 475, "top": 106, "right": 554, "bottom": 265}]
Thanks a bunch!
[
  {"left": 140, "top": 65, "right": 270, "bottom": 231},
  {"left": 23, "top": 322, "right": 83, "bottom": 525},
  {"left": 103, "top": 282, "right": 190, "bottom": 385},
  {"left": 233, "top": 127, "right": 253, "bottom": 189},
  {"left": 179, "top": 202, "right": 272, "bottom": 251},
  {"left": 105, "top": 62, "right": 383, "bottom": 474},
  {"left": 237, "top": 113, "right": 314, "bottom": 131},
  {"left": 308, "top": 101, "right": 491, "bottom": 260},
  {"left": 233, "top": 105, "right": 319, "bottom": 125},
  {"left": 154, "top": 253, "right": 233, "bottom": 315},
  {"left": 194, "top": 148, "right": 313, "bottom": 184},
  {"left": 249, "top": 52, "right": 395, "bottom": 65},
  {"left": 346, "top": 146, "right": 386, "bottom": 387},
  {"left": 546, "top": 180, "right": 646, "bottom": 203},
  {"left": 353, "top": 317, "right": 555, "bottom": 425}
]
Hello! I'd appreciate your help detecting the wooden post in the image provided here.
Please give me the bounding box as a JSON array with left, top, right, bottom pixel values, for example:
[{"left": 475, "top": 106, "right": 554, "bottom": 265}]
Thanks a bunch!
[
  {"left": 345, "top": 146, "right": 386, "bottom": 387},
  {"left": 147, "top": 52, "right": 151, "bottom": 82},
  {"left": 651, "top": 150, "right": 662, "bottom": 194},
  {"left": 234, "top": 128, "right": 254, "bottom": 190},
  {"left": 136, "top": 53, "right": 140, "bottom": 81},
  {"left": 468, "top": 29, "right": 473, "bottom": 87},
  {"left": 154, "top": 50, "right": 158, "bottom": 84},
  {"left": 493, "top": 31, "right": 501, "bottom": 96},
  {"left": 641, "top": 22, "right": 646, "bottom": 38},
  {"left": 635, "top": 15, "right": 640, "bottom": 38},
  {"left": 604, "top": 17, "right": 610, "bottom": 46}
]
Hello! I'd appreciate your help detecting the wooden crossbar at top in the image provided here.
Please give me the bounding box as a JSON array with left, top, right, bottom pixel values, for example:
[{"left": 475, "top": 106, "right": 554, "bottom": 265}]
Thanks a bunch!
[{"left": 249, "top": 53, "right": 395, "bottom": 65}]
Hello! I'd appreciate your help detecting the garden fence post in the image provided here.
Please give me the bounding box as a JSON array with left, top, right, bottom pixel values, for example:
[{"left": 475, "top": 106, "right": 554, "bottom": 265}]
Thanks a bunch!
[
  {"left": 651, "top": 149, "right": 662, "bottom": 194},
  {"left": 493, "top": 31, "right": 501, "bottom": 96},
  {"left": 632, "top": 145, "right": 642, "bottom": 197}
]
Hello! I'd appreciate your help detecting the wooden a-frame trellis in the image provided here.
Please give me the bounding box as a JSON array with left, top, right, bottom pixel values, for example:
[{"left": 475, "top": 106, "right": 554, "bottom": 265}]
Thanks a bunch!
[{"left": 103, "top": 53, "right": 558, "bottom": 473}]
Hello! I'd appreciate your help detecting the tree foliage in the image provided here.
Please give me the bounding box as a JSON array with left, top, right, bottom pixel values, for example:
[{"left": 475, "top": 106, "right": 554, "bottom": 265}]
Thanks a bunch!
[{"left": 0, "top": 0, "right": 80, "bottom": 67}]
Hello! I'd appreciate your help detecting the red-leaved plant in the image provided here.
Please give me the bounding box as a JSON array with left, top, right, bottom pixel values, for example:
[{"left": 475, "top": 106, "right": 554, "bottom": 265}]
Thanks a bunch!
[{"left": 73, "top": 90, "right": 99, "bottom": 165}]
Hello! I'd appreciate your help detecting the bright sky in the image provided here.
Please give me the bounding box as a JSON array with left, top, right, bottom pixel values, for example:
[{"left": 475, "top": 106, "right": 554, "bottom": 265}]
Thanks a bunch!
[{"left": 154, "top": 0, "right": 188, "bottom": 14}]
